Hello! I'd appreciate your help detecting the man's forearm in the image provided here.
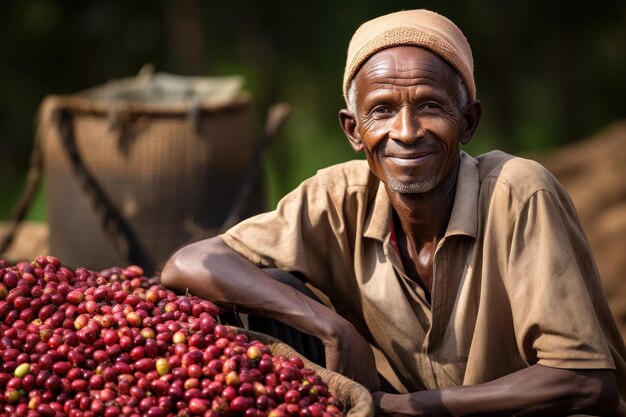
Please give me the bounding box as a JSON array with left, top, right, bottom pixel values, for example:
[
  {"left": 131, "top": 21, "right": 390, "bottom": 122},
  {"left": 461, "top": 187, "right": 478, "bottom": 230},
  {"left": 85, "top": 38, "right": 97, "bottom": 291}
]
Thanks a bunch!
[
  {"left": 160, "top": 236, "right": 343, "bottom": 340},
  {"left": 374, "top": 365, "right": 619, "bottom": 417},
  {"left": 160, "top": 236, "right": 381, "bottom": 391}
]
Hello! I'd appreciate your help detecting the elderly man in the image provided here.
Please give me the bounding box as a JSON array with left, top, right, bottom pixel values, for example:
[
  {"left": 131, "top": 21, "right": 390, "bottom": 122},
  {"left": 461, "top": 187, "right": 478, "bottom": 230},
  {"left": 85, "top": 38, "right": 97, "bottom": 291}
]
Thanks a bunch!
[{"left": 161, "top": 9, "right": 626, "bottom": 416}]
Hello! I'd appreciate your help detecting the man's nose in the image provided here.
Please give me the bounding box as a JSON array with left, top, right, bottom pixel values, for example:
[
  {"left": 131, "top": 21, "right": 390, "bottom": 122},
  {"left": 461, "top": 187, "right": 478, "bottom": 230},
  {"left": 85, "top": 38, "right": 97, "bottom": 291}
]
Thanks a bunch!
[{"left": 389, "top": 107, "right": 422, "bottom": 144}]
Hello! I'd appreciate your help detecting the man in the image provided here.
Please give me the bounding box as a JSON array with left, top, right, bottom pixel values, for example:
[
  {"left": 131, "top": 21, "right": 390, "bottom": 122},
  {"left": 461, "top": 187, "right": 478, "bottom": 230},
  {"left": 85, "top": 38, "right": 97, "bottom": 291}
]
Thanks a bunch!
[{"left": 161, "top": 9, "right": 626, "bottom": 416}]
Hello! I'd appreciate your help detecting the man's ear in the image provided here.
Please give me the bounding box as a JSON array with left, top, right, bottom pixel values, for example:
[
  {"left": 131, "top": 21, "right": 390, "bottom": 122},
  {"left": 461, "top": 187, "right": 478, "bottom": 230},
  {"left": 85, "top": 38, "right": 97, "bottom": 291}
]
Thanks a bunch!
[
  {"left": 339, "top": 109, "right": 364, "bottom": 153},
  {"left": 459, "top": 100, "right": 482, "bottom": 145}
]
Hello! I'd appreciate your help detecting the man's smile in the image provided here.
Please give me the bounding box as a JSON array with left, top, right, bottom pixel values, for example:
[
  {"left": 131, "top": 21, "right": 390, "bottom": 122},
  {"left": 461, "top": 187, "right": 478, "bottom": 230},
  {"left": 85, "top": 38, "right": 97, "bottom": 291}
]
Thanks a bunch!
[{"left": 384, "top": 152, "right": 435, "bottom": 166}]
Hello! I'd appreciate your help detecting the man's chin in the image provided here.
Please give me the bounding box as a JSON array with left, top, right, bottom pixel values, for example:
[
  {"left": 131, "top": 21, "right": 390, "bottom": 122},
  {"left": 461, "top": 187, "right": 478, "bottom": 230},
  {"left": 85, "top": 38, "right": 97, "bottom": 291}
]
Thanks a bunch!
[{"left": 383, "top": 175, "right": 438, "bottom": 194}]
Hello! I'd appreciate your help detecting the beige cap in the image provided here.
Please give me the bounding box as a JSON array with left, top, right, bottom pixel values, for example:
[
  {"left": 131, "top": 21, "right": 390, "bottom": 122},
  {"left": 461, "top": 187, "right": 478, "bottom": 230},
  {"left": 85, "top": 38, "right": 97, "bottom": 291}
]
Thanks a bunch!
[{"left": 343, "top": 9, "right": 475, "bottom": 103}]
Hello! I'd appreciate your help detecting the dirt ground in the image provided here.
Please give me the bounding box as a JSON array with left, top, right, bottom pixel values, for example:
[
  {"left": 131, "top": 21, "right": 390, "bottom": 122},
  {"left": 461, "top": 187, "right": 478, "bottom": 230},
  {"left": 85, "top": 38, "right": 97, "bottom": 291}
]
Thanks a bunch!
[{"left": 1, "top": 121, "right": 625, "bottom": 342}]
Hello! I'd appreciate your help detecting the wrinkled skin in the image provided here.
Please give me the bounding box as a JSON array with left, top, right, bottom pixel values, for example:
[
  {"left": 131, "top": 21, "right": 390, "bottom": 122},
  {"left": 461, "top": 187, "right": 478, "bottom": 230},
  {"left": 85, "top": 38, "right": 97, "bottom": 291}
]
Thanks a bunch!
[{"left": 339, "top": 46, "right": 480, "bottom": 294}]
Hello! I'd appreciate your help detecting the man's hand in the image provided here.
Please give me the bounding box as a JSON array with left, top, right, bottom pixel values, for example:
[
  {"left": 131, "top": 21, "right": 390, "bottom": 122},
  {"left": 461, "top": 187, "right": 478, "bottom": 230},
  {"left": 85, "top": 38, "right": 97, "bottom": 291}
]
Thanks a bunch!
[
  {"left": 371, "top": 365, "right": 620, "bottom": 417},
  {"left": 373, "top": 391, "right": 443, "bottom": 417},
  {"left": 320, "top": 318, "right": 381, "bottom": 392}
]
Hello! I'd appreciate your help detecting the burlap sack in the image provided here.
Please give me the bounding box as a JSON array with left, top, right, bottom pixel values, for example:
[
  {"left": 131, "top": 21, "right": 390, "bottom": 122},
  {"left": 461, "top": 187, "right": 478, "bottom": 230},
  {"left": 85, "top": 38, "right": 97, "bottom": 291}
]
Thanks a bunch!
[{"left": 37, "top": 73, "right": 270, "bottom": 274}]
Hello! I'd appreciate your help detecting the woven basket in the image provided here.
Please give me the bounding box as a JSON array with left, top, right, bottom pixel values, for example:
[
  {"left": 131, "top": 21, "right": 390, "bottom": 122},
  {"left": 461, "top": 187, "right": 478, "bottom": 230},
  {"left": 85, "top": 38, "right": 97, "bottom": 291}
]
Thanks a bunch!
[
  {"left": 37, "top": 73, "right": 272, "bottom": 274},
  {"left": 237, "top": 328, "right": 375, "bottom": 417}
]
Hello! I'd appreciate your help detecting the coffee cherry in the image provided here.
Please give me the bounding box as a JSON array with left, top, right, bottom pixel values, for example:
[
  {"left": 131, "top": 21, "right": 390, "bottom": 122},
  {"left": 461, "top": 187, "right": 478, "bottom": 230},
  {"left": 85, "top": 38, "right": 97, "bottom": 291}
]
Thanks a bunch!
[{"left": 0, "top": 258, "right": 345, "bottom": 417}]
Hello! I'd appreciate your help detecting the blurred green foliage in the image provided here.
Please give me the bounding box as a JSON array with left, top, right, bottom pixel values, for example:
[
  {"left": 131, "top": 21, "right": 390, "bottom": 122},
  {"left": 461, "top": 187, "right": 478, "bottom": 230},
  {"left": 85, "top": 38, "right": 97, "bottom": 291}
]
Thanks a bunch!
[{"left": 1, "top": 1, "right": 625, "bottom": 221}]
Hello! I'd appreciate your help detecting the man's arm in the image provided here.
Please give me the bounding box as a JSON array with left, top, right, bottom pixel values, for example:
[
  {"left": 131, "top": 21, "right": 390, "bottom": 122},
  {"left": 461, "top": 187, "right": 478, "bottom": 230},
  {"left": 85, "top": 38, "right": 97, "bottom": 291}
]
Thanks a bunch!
[
  {"left": 160, "top": 236, "right": 380, "bottom": 391},
  {"left": 373, "top": 364, "right": 620, "bottom": 417}
]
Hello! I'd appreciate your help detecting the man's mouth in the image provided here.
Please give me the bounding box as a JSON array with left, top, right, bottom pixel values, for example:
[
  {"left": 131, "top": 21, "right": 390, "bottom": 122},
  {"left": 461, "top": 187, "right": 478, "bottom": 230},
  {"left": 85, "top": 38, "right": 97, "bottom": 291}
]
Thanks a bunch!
[{"left": 384, "top": 152, "right": 435, "bottom": 165}]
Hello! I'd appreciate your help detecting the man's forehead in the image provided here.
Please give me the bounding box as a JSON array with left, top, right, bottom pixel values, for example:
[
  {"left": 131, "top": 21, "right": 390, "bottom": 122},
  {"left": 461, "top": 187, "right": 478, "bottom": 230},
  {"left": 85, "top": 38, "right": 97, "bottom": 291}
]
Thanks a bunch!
[{"left": 356, "top": 46, "right": 458, "bottom": 85}]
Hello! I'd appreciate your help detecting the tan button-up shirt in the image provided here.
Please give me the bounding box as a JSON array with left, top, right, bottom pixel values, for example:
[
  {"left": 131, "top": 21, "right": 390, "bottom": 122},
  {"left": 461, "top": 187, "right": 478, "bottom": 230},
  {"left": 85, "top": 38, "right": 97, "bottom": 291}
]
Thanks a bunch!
[{"left": 221, "top": 151, "right": 626, "bottom": 402}]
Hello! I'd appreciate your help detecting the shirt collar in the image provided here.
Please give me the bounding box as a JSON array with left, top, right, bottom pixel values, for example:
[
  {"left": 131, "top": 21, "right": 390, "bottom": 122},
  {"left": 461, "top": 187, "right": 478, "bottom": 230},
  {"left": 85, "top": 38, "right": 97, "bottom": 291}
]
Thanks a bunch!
[
  {"left": 363, "top": 173, "right": 393, "bottom": 242},
  {"left": 446, "top": 151, "right": 479, "bottom": 239},
  {"left": 363, "top": 151, "right": 479, "bottom": 242}
]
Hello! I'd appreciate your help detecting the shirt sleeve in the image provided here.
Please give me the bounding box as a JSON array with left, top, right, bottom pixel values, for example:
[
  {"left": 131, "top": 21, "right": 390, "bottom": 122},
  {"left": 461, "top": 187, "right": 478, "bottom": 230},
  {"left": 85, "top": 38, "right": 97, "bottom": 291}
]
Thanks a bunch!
[
  {"left": 219, "top": 171, "right": 356, "bottom": 297},
  {"left": 505, "top": 187, "right": 616, "bottom": 370}
]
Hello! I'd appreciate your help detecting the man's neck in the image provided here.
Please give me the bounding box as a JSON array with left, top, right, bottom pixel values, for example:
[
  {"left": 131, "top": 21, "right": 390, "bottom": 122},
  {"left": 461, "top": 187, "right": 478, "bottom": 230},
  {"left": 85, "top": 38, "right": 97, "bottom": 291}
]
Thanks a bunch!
[{"left": 386, "top": 162, "right": 459, "bottom": 297}]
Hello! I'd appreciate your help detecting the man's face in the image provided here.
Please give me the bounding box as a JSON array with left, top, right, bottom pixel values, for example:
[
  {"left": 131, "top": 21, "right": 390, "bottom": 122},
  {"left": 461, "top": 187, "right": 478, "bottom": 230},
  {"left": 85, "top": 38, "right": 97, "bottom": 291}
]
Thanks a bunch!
[{"left": 343, "top": 46, "right": 471, "bottom": 194}]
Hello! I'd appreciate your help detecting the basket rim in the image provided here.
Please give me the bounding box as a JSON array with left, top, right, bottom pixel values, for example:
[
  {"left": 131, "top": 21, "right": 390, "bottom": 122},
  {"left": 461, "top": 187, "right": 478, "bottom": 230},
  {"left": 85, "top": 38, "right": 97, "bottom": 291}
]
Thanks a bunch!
[
  {"left": 39, "top": 94, "right": 251, "bottom": 118},
  {"left": 234, "top": 327, "right": 375, "bottom": 417}
]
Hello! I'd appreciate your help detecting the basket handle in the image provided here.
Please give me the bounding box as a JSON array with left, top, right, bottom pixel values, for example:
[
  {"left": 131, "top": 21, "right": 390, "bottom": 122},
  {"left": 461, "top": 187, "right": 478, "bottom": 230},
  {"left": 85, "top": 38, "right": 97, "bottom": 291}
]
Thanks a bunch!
[{"left": 51, "top": 107, "right": 153, "bottom": 268}]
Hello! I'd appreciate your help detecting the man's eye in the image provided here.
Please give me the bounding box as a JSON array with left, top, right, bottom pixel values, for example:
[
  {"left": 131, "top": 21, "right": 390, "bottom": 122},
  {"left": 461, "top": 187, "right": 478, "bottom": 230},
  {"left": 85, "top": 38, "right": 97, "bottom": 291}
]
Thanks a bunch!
[
  {"left": 371, "top": 106, "right": 392, "bottom": 116},
  {"left": 422, "top": 102, "right": 441, "bottom": 111}
]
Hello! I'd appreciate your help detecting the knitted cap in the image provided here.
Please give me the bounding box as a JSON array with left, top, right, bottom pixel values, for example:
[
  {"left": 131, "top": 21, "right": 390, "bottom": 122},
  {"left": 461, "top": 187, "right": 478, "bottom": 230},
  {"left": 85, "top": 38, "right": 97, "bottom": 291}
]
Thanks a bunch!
[{"left": 343, "top": 9, "right": 475, "bottom": 102}]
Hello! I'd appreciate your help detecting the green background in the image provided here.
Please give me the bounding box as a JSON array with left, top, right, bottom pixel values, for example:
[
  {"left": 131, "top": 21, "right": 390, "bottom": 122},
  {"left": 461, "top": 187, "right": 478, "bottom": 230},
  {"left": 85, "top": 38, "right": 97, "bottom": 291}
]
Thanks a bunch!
[{"left": 1, "top": 1, "right": 625, "bottom": 221}]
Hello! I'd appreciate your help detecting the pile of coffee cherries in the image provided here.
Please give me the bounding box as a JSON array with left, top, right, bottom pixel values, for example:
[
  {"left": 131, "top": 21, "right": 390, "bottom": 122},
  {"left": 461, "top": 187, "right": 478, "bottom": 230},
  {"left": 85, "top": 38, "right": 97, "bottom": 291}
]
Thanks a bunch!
[{"left": 0, "top": 257, "right": 345, "bottom": 417}]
